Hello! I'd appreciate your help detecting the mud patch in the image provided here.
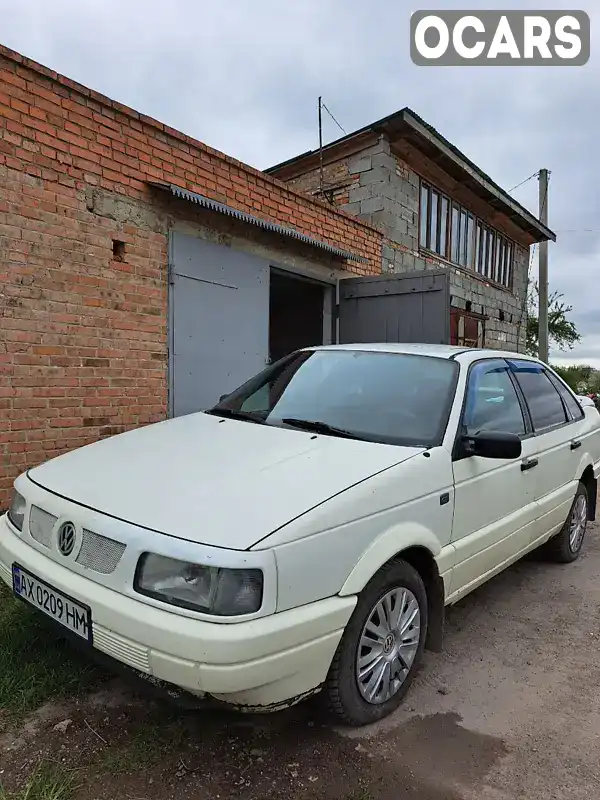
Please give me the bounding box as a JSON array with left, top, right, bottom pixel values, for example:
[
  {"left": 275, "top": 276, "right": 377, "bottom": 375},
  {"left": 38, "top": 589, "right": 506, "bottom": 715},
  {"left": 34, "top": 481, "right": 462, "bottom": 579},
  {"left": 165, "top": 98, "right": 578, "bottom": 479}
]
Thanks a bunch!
[{"left": 379, "top": 712, "right": 508, "bottom": 794}]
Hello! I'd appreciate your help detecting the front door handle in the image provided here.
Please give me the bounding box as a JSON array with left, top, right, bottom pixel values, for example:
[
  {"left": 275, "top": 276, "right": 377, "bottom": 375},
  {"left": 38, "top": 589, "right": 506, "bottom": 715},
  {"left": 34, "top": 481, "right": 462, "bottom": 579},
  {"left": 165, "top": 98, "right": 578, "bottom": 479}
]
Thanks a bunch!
[
  {"left": 570, "top": 440, "right": 582, "bottom": 451},
  {"left": 521, "top": 458, "right": 538, "bottom": 472}
]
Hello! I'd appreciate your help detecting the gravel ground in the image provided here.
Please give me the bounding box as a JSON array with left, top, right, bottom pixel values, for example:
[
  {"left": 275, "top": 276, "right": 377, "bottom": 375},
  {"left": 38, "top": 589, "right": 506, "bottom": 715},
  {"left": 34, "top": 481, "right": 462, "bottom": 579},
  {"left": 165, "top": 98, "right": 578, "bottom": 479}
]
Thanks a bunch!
[{"left": 2, "top": 511, "right": 600, "bottom": 799}]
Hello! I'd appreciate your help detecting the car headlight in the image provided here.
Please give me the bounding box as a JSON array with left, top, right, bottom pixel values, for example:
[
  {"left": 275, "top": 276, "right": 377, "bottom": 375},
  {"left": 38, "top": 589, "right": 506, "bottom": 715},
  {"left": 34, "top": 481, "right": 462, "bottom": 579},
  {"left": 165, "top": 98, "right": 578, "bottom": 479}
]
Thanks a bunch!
[
  {"left": 134, "top": 553, "right": 264, "bottom": 616},
  {"left": 7, "top": 490, "right": 26, "bottom": 531}
]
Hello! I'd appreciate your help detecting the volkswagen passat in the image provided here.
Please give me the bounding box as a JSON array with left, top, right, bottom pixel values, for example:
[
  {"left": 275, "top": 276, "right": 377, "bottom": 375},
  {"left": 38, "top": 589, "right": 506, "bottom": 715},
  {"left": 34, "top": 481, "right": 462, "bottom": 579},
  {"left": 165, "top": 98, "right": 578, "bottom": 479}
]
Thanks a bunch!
[{"left": 2, "top": 344, "right": 600, "bottom": 725}]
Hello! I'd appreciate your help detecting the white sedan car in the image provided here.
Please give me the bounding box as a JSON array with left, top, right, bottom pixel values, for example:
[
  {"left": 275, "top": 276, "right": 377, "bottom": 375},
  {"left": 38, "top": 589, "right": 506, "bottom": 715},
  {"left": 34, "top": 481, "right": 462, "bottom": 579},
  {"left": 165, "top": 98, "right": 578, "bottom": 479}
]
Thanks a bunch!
[{"left": 2, "top": 344, "right": 600, "bottom": 726}]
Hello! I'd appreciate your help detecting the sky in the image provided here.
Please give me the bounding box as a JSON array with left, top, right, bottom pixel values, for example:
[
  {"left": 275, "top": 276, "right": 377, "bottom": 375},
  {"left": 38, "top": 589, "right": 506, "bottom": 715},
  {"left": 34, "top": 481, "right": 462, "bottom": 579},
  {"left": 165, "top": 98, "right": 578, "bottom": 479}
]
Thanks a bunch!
[{"left": 1, "top": 0, "right": 598, "bottom": 365}]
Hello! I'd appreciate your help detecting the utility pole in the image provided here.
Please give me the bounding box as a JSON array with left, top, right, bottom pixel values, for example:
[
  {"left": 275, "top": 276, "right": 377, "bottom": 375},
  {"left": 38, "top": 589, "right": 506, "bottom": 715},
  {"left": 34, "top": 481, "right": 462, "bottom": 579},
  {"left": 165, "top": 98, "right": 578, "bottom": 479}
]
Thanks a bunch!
[
  {"left": 538, "top": 168, "right": 549, "bottom": 363},
  {"left": 318, "top": 96, "right": 324, "bottom": 197}
]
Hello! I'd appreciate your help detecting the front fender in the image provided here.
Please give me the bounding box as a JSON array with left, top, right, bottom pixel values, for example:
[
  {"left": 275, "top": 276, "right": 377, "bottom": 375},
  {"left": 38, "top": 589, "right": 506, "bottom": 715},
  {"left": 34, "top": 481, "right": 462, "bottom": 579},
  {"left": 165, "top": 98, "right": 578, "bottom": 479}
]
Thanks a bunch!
[{"left": 339, "top": 522, "right": 443, "bottom": 596}]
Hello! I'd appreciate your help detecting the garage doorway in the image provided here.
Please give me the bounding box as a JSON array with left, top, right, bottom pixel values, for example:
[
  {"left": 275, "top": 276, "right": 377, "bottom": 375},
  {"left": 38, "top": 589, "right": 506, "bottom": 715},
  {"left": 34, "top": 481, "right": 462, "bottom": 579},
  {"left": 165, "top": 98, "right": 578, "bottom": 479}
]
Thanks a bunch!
[{"left": 268, "top": 269, "right": 329, "bottom": 363}]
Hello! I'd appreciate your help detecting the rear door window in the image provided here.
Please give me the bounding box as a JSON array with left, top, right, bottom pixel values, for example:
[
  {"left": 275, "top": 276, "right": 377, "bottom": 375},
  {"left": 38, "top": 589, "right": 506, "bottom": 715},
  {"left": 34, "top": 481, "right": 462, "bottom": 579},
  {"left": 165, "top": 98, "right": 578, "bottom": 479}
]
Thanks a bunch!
[
  {"left": 546, "top": 374, "right": 585, "bottom": 421},
  {"left": 509, "top": 361, "right": 568, "bottom": 432}
]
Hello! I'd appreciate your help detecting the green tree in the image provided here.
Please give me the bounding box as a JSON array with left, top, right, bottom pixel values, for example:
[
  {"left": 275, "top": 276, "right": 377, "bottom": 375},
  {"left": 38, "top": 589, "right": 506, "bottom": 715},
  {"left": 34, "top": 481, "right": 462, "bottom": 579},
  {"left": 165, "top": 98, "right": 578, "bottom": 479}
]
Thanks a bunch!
[
  {"left": 552, "top": 364, "right": 590, "bottom": 393},
  {"left": 552, "top": 363, "right": 600, "bottom": 395},
  {"left": 526, "top": 281, "right": 581, "bottom": 358}
]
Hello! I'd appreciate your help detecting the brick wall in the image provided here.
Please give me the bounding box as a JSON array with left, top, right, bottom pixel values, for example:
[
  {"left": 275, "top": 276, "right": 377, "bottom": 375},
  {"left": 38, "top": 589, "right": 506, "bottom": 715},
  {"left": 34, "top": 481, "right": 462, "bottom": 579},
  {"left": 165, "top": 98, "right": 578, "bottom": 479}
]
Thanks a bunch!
[
  {"left": 1, "top": 163, "right": 169, "bottom": 507},
  {"left": 282, "top": 156, "right": 360, "bottom": 208},
  {"left": 0, "top": 44, "right": 383, "bottom": 508}
]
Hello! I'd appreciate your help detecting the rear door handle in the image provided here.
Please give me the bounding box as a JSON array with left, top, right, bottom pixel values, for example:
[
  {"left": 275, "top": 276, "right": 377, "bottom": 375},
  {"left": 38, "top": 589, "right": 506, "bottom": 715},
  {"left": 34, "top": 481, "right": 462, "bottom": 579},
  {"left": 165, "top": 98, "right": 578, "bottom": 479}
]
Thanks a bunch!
[
  {"left": 521, "top": 458, "right": 538, "bottom": 472},
  {"left": 570, "top": 440, "right": 582, "bottom": 450}
]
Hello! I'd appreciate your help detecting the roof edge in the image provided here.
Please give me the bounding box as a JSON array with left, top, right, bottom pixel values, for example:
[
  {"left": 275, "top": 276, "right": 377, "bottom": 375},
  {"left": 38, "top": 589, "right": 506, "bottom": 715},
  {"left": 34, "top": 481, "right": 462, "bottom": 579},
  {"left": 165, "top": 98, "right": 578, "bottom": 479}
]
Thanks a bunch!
[
  {"left": 265, "top": 106, "right": 556, "bottom": 243},
  {"left": 401, "top": 110, "right": 556, "bottom": 243}
]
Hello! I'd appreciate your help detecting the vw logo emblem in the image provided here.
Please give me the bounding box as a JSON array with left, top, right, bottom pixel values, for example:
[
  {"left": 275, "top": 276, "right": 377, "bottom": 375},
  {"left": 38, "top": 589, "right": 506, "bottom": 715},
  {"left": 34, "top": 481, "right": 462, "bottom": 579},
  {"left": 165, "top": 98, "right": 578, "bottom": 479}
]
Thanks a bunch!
[{"left": 57, "top": 522, "right": 76, "bottom": 557}]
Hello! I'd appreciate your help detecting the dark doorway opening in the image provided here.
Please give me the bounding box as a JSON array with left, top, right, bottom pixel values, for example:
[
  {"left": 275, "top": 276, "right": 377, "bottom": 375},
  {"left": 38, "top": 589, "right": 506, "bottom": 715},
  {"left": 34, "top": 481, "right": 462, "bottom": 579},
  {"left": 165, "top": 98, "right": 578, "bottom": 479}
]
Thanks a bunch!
[{"left": 269, "top": 269, "right": 326, "bottom": 363}]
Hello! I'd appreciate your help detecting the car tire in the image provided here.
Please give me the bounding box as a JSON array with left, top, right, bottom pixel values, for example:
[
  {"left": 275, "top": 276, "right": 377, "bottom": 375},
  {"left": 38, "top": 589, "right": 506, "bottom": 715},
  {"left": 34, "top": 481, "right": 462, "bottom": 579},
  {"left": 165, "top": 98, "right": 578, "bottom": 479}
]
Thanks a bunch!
[
  {"left": 325, "top": 559, "right": 428, "bottom": 726},
  {"left": 542, "top": 481, "right": 589, "bottom": 563}
]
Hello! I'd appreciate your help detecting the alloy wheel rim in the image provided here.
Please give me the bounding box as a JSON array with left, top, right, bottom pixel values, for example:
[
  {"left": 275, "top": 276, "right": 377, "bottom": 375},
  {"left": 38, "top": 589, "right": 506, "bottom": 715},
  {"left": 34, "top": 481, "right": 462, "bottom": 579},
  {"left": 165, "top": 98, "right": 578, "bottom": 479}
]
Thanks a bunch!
[
  {"left": 569, "top": 494, "right": 587, "bottom": 552},
  {"left": 356, "top": 587, "right": 421, "bottom": 705}
]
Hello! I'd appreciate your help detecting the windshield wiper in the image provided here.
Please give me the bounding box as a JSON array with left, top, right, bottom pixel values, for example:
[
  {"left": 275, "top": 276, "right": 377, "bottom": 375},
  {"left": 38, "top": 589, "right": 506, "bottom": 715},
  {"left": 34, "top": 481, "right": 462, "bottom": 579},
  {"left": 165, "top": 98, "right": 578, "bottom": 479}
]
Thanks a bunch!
[
  {"left": 205, "top": 408, "right": 265, "bottom": 424},
  {"left": 280, "top": 417, "right": 366, "bottom": 440}
]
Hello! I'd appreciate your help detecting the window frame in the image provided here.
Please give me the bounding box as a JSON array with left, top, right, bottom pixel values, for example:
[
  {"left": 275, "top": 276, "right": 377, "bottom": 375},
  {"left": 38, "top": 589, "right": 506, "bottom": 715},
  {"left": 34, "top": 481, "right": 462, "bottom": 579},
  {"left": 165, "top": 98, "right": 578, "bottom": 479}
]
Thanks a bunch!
[
  {"left": 418, "top": 179, "right": 515, "bottom": 291},
  {"left": 461, "top": 359, "right": 528, "bottom": 439},
  {"left": 544, "top": 371, "right": 585, "bottom": 423},
  {"left": 506, "top": 359, "right": 578, "bottom": 435},
  {"left": 419, "top": 183, "right": 450, "bottom": 260},
  {"left": 452, "top": 357, "right": 534, "bottom": 461}
]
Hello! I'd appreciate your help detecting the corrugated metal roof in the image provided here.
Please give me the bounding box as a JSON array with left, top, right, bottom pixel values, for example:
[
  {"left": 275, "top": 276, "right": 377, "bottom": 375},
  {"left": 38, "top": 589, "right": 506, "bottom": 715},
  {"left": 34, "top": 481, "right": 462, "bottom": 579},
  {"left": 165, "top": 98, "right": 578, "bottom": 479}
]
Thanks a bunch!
[{"left": 148, "top": 181, "right": 369, "bottom": 263}]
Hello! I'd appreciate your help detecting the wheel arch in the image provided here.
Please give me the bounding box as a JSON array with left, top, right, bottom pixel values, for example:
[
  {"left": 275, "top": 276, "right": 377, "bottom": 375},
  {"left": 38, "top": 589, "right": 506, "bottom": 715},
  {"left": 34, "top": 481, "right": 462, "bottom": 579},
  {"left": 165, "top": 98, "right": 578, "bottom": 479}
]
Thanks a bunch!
[
  {"left": 580, "top": 463, "right": 597, "bottom": 521},
  {"left": 339, "top": 528, "right": 445, "bottom": 653}
]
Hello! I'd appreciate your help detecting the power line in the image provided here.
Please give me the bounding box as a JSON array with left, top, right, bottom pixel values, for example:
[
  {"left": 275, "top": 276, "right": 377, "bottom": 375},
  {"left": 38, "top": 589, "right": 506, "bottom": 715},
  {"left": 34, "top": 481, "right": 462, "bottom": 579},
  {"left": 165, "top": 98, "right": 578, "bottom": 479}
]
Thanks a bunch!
[
  {"left": 320, "top": 100, "right": 347, "bottom": 135},
  {"left": 509, "top": 171, "right": 540, "bottom": 193}
]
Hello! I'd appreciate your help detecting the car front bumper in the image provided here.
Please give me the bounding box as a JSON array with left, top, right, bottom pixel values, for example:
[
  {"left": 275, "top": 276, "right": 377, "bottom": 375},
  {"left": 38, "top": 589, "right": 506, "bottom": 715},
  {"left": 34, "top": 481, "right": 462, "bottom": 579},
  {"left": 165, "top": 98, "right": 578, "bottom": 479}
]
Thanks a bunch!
[{"left": 0, "top": 514, "right": 356, "bottom": 710}]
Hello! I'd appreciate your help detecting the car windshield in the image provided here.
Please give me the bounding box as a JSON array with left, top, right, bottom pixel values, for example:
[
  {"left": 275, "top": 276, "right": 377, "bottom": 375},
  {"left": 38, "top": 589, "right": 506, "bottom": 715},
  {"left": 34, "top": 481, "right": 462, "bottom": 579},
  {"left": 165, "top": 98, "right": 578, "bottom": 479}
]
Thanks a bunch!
[{"left": 208, "top": 349, "right": 459, "bottom": 448}]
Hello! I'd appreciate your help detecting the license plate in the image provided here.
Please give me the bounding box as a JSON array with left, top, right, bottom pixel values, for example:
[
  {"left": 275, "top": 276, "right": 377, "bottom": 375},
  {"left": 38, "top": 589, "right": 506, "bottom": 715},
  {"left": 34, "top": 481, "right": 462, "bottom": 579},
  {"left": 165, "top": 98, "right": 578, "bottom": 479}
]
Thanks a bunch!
[{"left": 12, "top": 564, "right": 93, "bottom": 644}]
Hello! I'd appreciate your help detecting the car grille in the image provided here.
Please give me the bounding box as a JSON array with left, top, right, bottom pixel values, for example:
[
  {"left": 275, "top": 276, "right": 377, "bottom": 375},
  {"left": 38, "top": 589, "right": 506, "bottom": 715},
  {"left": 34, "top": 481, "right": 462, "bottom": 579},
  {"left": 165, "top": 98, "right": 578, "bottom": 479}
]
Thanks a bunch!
[
  {"left": 76, "top": 529, "right": 126, "bottom": 575},
  {"left": 93, "top": 625, "right": 151, "bottom": 672},
  {"left": 29, "top": 506, "right": 57, "bottom": 548}
]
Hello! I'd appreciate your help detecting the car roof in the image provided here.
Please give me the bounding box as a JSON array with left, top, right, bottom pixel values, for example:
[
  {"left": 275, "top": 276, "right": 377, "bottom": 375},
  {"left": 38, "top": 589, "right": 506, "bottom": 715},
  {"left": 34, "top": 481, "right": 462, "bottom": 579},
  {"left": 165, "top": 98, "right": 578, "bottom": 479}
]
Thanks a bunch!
[{"left": 307, "top": 343, "right": 541, "bottom": 365}]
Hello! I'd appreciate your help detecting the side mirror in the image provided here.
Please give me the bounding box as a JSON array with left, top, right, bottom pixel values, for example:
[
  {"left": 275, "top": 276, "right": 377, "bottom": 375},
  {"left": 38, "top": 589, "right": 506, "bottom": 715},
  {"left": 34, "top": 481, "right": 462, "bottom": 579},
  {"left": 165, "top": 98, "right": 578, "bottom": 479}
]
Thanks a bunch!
[{"left": 460, "top": 430, "right": 522, "bottom": 460}]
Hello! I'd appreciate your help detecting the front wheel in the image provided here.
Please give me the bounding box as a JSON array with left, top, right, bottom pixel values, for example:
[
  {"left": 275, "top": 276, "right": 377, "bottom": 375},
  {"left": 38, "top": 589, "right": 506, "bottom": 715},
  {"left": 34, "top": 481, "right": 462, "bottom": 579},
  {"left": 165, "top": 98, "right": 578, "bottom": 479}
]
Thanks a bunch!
[
  {"left": 325, "top": 560, "right": 427, "bottom": 726},
  {"left": 542, "top": 481, "right": 589, "bottom": 563}
]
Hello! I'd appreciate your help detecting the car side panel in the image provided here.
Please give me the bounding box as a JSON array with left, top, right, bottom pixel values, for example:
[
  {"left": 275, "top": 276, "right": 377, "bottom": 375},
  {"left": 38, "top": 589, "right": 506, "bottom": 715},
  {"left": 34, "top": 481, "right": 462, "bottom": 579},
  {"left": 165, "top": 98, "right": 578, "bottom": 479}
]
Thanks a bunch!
[
  {"left": 267, "top": 447, "right": 455, "bottom": 612},
  {"left": 526, "top": 422, "right": 583, "bottom": 543},
  {"left": 449, "top": 437, "right": 539, "bottom": 600},
  {"left": 447, "top": 357, "right": 538, "bottom": 600}
]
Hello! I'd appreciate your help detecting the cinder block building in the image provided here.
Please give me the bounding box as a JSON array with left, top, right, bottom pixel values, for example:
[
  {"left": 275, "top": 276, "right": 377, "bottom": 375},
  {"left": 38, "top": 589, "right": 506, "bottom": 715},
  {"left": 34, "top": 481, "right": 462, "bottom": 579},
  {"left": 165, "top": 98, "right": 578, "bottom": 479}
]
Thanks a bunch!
[
  {"left": 0, "top": 46, "right": 555, "bottom": 508},
  {"left": 266, "top": 108, "right": 555, "bottom": 351}
]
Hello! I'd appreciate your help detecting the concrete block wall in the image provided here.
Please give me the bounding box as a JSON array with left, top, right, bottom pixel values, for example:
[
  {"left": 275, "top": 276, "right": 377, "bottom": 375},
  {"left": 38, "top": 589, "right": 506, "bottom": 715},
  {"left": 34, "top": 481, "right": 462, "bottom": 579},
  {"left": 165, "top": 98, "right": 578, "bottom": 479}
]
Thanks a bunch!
[
  {"left": 283, "top": 135, "right": 532, "bottom": 354},
  {"left": 340, "top": 136, "right": 420, "bottom": 255},
  {"left": 449, "top": 245, "right": 529, "bottom": 352}
]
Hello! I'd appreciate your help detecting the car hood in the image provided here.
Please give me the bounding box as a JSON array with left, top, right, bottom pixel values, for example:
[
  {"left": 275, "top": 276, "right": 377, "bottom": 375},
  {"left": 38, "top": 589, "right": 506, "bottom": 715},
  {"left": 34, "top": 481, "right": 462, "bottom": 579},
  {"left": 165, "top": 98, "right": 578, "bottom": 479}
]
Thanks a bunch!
[{"left": 27, "top": 412, "right": 422, "bottom": 550}]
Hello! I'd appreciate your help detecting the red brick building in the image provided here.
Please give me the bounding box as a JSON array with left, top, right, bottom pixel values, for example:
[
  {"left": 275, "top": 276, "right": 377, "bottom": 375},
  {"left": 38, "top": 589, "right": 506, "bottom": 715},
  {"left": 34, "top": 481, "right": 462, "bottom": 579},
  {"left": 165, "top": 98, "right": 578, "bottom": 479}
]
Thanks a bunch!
[{"left": 0, "top": 45, "right": 385, "bottom": 508}]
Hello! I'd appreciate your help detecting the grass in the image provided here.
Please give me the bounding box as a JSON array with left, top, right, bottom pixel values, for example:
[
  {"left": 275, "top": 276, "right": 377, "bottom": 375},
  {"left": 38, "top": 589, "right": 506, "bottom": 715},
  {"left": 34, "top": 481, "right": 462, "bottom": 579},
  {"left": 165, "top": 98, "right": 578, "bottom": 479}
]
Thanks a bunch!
[
  {"left": 0, "top": 583, "right": 108, "bottom": 718},
  {"left": 0, "top": 762, "right": 78, "bottom": 800}
]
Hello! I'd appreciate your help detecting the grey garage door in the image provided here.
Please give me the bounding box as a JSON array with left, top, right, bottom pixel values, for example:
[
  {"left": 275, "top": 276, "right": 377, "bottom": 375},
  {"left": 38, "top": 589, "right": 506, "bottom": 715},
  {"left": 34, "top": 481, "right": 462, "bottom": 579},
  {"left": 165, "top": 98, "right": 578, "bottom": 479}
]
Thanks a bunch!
[
  {"left": 338, "top": 270, "right": 450, "bottom": 345},
  {"left": 169, "top": 232, "right": 269, "bottom": 416}
]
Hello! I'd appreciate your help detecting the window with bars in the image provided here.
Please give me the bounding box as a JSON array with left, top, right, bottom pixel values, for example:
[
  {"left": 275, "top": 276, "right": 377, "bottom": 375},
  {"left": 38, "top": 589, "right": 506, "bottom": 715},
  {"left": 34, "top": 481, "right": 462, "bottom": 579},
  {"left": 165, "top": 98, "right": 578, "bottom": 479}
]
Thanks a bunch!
[{"left": 419, "top": 181, "right": 514, "bottom": 289}]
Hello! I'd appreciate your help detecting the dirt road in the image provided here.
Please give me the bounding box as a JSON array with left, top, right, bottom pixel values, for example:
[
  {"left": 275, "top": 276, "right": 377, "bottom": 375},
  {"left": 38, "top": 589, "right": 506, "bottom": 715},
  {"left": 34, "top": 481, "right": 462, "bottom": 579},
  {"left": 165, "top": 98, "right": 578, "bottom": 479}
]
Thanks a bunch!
[{"left": 2, "top": 519, "right": 600, "bottom": 799}]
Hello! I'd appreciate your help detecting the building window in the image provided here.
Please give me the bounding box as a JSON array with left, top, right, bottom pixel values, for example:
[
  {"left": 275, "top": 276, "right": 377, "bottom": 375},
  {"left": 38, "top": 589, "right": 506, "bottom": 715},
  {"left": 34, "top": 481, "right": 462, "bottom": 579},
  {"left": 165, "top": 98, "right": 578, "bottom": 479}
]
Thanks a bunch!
[
  {"left": 419, "top": 181, "right": 514, "bottom": 289},
  {"left": 450, "top": 308, "right": 485, "bottom": 348},
  {"left": 419, "top": 183, "right": 449, "bottom": 259}
]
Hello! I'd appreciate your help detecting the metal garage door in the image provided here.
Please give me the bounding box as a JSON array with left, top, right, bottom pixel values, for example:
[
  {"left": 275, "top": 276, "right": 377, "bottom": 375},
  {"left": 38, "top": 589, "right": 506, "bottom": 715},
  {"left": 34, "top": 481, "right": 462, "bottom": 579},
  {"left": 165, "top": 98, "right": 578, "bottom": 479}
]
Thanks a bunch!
[
  {"left": 338, "top": 270, "right": 450, "bottom": 345},
  {"left": 169, "top": 232, "right": 269, "bottom": 416}
]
